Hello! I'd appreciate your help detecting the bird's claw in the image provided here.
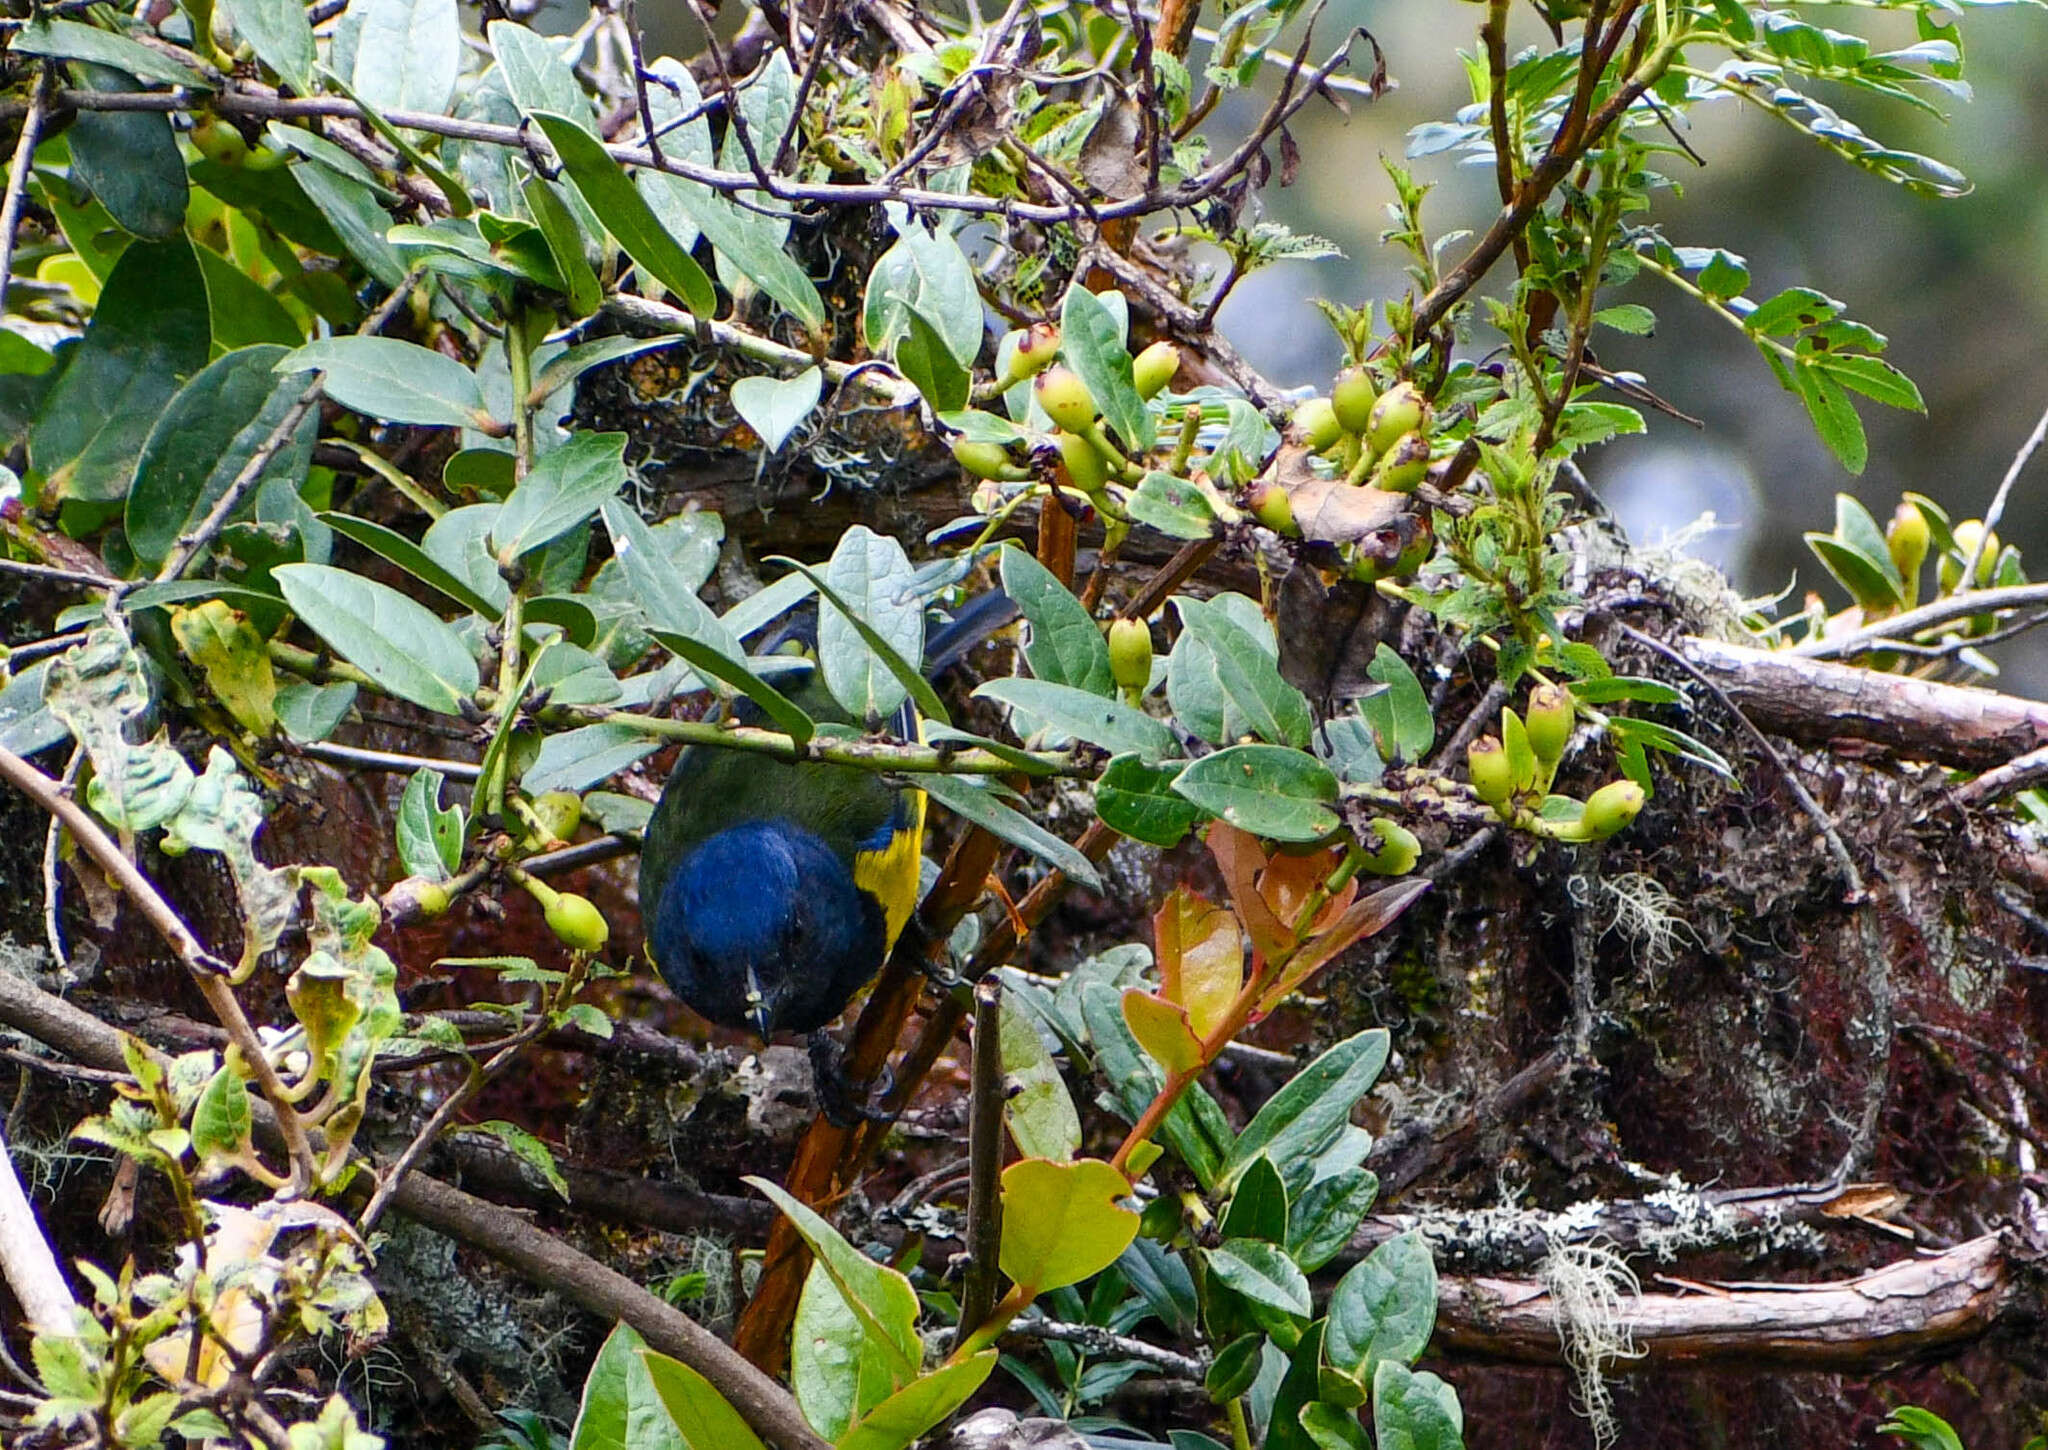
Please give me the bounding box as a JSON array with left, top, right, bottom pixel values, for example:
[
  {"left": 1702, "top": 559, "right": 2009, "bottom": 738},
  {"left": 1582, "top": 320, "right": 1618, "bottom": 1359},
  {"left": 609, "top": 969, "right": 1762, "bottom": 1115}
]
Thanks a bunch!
[{"left": 808, "top": 1031, "right": 900, "bottom": 1128}]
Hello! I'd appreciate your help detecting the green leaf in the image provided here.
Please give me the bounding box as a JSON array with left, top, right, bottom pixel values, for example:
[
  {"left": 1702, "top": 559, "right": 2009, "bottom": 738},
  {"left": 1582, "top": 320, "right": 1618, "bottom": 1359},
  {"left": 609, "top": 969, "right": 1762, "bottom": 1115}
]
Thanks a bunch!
[
  {"left": 1794, "top": 359, "right": 1869, "bottom": 475},
  {"left": 349, "top": 0, "right": 459, "bottom": 116},
  {"left": 219, "top": 0, "right": 315, "bottom": 93},
  {"left": 1096, "top": 754, "right": 1205, "bottom": 848},
  {"left": 865, "top": 205, "right": 983, "bottom": 368},
  {"left": 275, "top": 681, "right": 357, "bottom": 743},
  {"left": 1061, "top": 285, "right": 1153, "bottom": 453},
  {"left": 569, "top": 1324, "right": 683, "bottom": 1450},
  {"left": 523, "top": 722, "right": 663, "bottom": 794},
  {"left": 838, "top": 1355, "right": 998, "bottom": 1450},
  {"left": 1372, "top": 1362, "right": 1464, "bottom": 1450},
  {"left": 1224, "top": 1030, "right": 1390, "bottom": 1189},
  {"left": 66, "top": 63, "right": 188, "bottom": 240},
  {"left": 522, "top": 174, "right": 603, "bottom": 317},
  {"left": 291, "top": 157, "right": 407, "bottom": 286},
  {"left": 999, "top": 996, "right": 1081, "bottom": 1162},
  {"left": 1327, "top": 1232, "right": 1437, "bottom": 1381},
  {"left": 492, "top": 432, "right": 629, "bottom": 561},
  {"left": 13, "top": 17, "right": 212, "bottom": 87},
  {"left": 190, "top": 1062, "right": 252, "bottom": 1166},
  {"left": 1205, "top": 1334, "right": 1265, "bottom": 1403},
  {"left": 195, "top": 244, "right": 303, "bottom": 352},
  {"left": 127, "top": 346, "right": 316, "bottom": 567},
  {"left": 999, "top": 1157, "right": 1140, "bottom": 1294},
  {"left": 922, "top": 774, "right": 1103, "bottom": 889},
  {"left": 815, "top": 526, "right": 927, "bottom": 725},
  {"left": 1205, "top": 1238, "right": 1310, "bottom": 1319},
  {"left": 527, "top": 336, "right": 684, "bottom": 404},
  {"left": 1172, "top": 745, "right": 1337, "bottom": 843},
  {"left": 274, "top": 563, "right": 481, "bottom": 713},
  {"left": 730, "top": 368, "right": 821, "bottom": 453},
  {"left": 896, "top": 306, "right": 970, "bottom": 412},
  {"left": 396, "top": 768, "right": 464, "bottom": 880},
  {"left": 1176, "top": 598, "right": 1312, "bottom": 747},
  {"left": 1288, "top": 1168, "right": 1379, "bottom": 1274},
  {"left": 1358, "top": 645, "right": 1432, "bottom": 763},
  {"left": 457, "top": 1120, "right": 568, "bottom": 1201},
  {"left": 319, "top": 512, "right": 505, "bottom": 618},
  {"left": 489, "top": 20, "right": 593, "bottom": 126},
  {"left": 976, "top": 677, "right": 1178, "bottom": 762},
  {"left": 746, "top": 1177, "right": 921, "bottom": 1384},
  {"left": 1743, "top": 286, "right": 1840, "bottom": 337},
  {"left": 1300, "top": 1404, "right": 1371, "bottom": 1450},
  {"left": 793, "top": 1255, "right": 899, "bottom": 1442},
  {"left": 1592, "top": 303, "right": 1655, "bottom": 336},
  {"left": 1127, "top": 470, "right": 1220, "bottom": 541},
  {"left": 1219, "top": 1154, "right": 1289, "bottom": 1243},
  {"left": 281, "top": 336, "right": 491, "bottom": 430},
  {"left": 1696, "top": 248, "right": 1750, "bottom": 300},
  {"left": 1812, "top": 353, "right": 1925, "bottom": 412},
  {"left": 532, "top": 112, "right": 718, "bottom": 320},
  {"left": 639, "top": 1351, "right": 768, "bottom": 1450},
  {"left": 29, "top": 237, "right": 211, "bottom": 506},
  {"left": 998, "top": 546, "right": 1110, "bottom": 695}
]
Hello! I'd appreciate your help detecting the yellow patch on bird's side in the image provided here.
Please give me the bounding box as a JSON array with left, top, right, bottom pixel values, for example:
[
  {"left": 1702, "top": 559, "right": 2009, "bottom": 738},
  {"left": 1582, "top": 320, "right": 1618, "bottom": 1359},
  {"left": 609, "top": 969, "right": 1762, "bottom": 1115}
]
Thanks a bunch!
[{"left": 854, "top": 789, "right": 926, "bottom": 950}]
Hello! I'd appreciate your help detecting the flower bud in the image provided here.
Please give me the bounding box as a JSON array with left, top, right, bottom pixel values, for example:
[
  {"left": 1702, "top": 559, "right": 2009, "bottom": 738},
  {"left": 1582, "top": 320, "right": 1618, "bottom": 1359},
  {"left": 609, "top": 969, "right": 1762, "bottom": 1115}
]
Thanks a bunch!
[
  {"left": 1886, "top": 502, "right": 1930, "bottom": 586},
  {"left": 1467, "top": 735, "right": 1515, "bottom": 809},
  {"left": 1331, "top": 366, "right": 1377, "bottom": 436},
  {"left": 1368, "top": 432, "right": 1430, "bottom": 494},
  {"left": 545, "top": 892, "right": 610, "bottom": 952},
  {"left": 1132, "top": 341, "right": 1181, "bottom": 400},
  {"left": 1035, "top": 367, "right": 1099, "bottom": 434},
  {"left": 1054, "top": 429, "right": 1109, "bottom": 494},
  {"left": 1246, "top": 482, "right": 1297, "bottom": 537},
  {"left": 1942, "top": 520, "right": 1999, "bottom": 593},
  {"left": 1367, "top": 381, "right": 1427, "bottom": 458},
  {"left": 1108, "top": 618, "right": 1154, "bottom": 696},
  {"left": 1525, "top": 683, "right": 1573, "bottom": 766},
  {"left": 1359, "top": 818, "right": 1420, "bottom": 876},
  {"left": 951, "top": 438, "right": 1026, "bottom": 482},
  {"left": 1294, "top": 397, "right": 1343, "bottom": 453},
  {"left": 1581, "top": 780, "right": 1645, "bottom": 840}
]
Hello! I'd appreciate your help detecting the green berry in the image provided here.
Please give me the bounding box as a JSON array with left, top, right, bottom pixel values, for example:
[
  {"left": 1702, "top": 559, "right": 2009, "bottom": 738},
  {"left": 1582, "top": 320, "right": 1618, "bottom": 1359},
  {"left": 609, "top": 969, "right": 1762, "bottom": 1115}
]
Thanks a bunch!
[
  {"left": 1360, "top": 818, "right": 1420, "bottom": 876},
  {"left": 1294, "top": 397, "right": 1343, "bottom": 453},
  {"left": 1055, "top": 429, "right": 1109, "bottom": 494},
  {"left": 1036, "top": 367, "right": 1099, "bottom": 434},
  {"left": 385, "top": 876, "right": 453, "bottom": 925},
  {"left": 1525, "top": 684, "right": 1573, "bottom": 766},
  {"left": 1942, "top": 520, "right": 1998, "bottom": 592},
  {"left": 1581, "top": 780, "right": 1645, "bottom": 840},
  {"left": 1108, "top": 618, "right": 1154, "bottom": 696},
  {"left": 1331, "top": 367, "right": 1378, "bottom": 435},
  {"left": 1468, "top": 735, "right": 1515, "bottom": 809},
  {"left": 545, "top": 892, "right": 610, "bottom": 952},
  {"left": 1886, "top": 502, "right": 1930, "bottom": 586},
  {"left": 1132, "top": 341, "right": 1181, "bottom": 400},
  {"left": 952, "top": 439, "right": 1025, "bottom": 482},
  {"left": 1014, "top": 323, "right": 1060, "bottom": 376},
  {"left": 1368, "top": 432, "right": 1430, "bottom": 493},
  {"left": 1366, "top": 381, "right": 1427, "bottom": 457},
  {"left": 1246, "top": 482, "right": 1297, "bottom": 537}
]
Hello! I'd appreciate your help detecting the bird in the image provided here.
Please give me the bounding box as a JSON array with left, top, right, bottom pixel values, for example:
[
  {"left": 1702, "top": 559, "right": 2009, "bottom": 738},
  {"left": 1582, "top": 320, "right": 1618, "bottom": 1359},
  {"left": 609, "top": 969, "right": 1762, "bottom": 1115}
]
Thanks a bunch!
[{"left": 638, "top": 588, "right": 1015, "bottom": 1044}]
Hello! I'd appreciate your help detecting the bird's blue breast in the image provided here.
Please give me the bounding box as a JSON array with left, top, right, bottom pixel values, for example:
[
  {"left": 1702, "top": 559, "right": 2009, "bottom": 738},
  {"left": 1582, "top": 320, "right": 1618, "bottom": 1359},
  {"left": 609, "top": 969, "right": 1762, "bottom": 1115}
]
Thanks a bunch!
[{"left": 649, "top": 817, "right": 887, "bottom": 1035}]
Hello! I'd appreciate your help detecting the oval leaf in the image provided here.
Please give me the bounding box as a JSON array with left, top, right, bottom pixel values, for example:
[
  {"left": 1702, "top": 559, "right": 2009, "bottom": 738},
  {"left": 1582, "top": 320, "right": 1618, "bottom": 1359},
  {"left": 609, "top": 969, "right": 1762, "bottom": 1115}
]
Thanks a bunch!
[{"left": 274, "top": 563, "right": 480, "bottom": 714}]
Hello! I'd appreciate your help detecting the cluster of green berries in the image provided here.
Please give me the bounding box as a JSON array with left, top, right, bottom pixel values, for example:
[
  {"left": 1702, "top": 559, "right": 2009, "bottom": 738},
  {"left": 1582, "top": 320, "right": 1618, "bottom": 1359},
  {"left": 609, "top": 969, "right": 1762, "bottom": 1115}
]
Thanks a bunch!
[{"left": 1466, "top": 683, "right": 1642, "bottom": 842}]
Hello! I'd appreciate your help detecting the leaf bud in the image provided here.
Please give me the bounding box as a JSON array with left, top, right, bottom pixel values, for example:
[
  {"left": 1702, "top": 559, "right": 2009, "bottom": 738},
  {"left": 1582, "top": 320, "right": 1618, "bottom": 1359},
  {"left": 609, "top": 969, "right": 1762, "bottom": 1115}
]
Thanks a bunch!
[
  {"left": 1368, "top": 432, "right": 1430, "bottom": 494},
  {"left": 1367, "top": 381, "right": 1428, "bottom": 458},
  {"left": 1581, "top": 779, "right": 1645, "bottom": 840},
  {"left": 545, "top": 892, "right": 610, "bottom": 952},
  {"left": 1108, "top": 618, "right": 1154, "bottom": 697},
  {"left": 1035, "top": 366, "right": 1099, "bottom": 434},
  {"left": 1131, "top": 341, "right": 1181, "bottom": 400},
  {"left": 1359, "top": 818, "right": 1420, "bottom": 876},
  {"left": 1293, "top": 397, "right": 1344, "bottom": 453},
  {"left": 1331, "top": 366, "right": 1378, "bottom": 435},
  {"left": 1467, "top": 734, "right": 1515, "bottom": 809},
  {"left": 1525, "top": 683, "right": 1573, "bottom": 766}
]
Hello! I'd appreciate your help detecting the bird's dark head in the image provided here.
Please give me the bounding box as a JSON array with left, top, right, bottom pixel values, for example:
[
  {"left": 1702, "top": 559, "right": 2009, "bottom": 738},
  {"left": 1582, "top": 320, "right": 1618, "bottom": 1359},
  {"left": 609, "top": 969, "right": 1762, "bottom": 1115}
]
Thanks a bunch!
[{"left": 648, "top": 818, "right": 883, "bottom": 1039}]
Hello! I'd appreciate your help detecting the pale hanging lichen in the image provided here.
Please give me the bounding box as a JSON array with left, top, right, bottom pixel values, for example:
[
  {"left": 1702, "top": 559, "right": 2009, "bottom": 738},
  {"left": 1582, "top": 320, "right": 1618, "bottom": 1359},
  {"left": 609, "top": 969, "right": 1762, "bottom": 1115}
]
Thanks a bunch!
[{"left": 1538, "top": 1241, "right": 1645, "bottom": 1449}]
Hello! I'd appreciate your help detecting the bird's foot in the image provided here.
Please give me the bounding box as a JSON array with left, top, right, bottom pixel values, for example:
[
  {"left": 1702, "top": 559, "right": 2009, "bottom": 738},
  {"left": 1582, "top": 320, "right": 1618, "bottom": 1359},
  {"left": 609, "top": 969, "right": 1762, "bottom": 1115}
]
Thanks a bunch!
[{"left": 808, "top": 1031, "right": 899, "bottom": 1128}]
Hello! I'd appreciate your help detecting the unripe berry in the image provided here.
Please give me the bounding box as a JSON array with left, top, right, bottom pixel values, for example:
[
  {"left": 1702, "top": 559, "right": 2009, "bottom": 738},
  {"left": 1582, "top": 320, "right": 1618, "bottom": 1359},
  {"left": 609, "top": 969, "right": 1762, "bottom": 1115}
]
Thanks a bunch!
[
  {"left": 1246, "top": 481, "right": 1297, "bottom": 537},
  {"left": 1014, "top": 322, "right": 1060, "bottom": 377},
  {"left": 385, "top": 875, "right": 453, "bottom": 926},
  {"left": 1886, "top": 503, "right": 1930, "bottom": 586},
  {"left": 1054, "top": 429, "right": 1109, "bottom": 494},
  {"left": 545, "top": 892, "right": 610, "bottom": 952},
  {"left": 1331, "top": 366, "right": 1378, "bottom": 435},
  {"left": 1525, "top": 683, "right": 1573, "bottom": 766},
  {"left": 1366, "top": 381, "right": 1427, "bottom": 458},
  {"left": 1942, "top": 520, "right": 1999, "bottom": 592},
  {"left": 1108, "top": 618, "right": 1154, "bottom": 696},
  {"left": 190, "top": 117, "right": 248, "bottom": 166},
  {"left": 1581, "top": 780, "right": 1645, "bottom": 840},
  {"left": 1392, "top": 515, "right": 1434, "bottom": 577},
  {"left": 1294, "top": 397, "right": 1343, "bottom": 453},
  {"left": 1359, "top": 818, "right": 1420, "bottom": 876},
  {"left": 1035, "top": 367, "right": 1099, "bottom": 434},
  {"left": 952, "top": 438, "right": 1025, "bottom": 482},
  {"left": 1369, "top": 432, "right": 1430, "bottom": 493},
  {"left": 1131, "top": 341, "right": 1181, "bottom": 400},
  {"left": 526, "top": 790, "right": 583, "bottom": 848},
  {"left": 1467, "top": 735, "right": 1515, "bottom": 809}
]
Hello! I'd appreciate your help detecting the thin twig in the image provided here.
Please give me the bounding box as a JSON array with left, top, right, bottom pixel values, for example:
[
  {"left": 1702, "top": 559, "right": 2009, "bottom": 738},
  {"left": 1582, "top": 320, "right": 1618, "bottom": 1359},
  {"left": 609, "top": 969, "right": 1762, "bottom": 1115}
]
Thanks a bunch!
[
  {"left": 290, "top": 740, "right": 482, "bottom": 780},
  {"left": 1794, "top": 582, "right": 2048, "bottom": 662},
  {"left": 952, "top": 979, "right": 1005, "bottom": 1352},
  {"left": 0, "top": 66, "right": 53, "bottom": 321},
  {"left": 1003, "top": 1318, "right": 1207, "bottom": 1380},
  {"left": 0, "top": 558, "right": 115, "bottom": 589},
  {"left": 41, "top": 745, "right": 81, "bottom": 970},
  {"left": 1954, "top": 743, "right": 2048, "bottom": 809},
  {"left": 1959, "top": 398, "right": 2048, "bottom": 594},
  {"left": 0, "top": 1120, "right": 77, "bottom": 1334}
]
